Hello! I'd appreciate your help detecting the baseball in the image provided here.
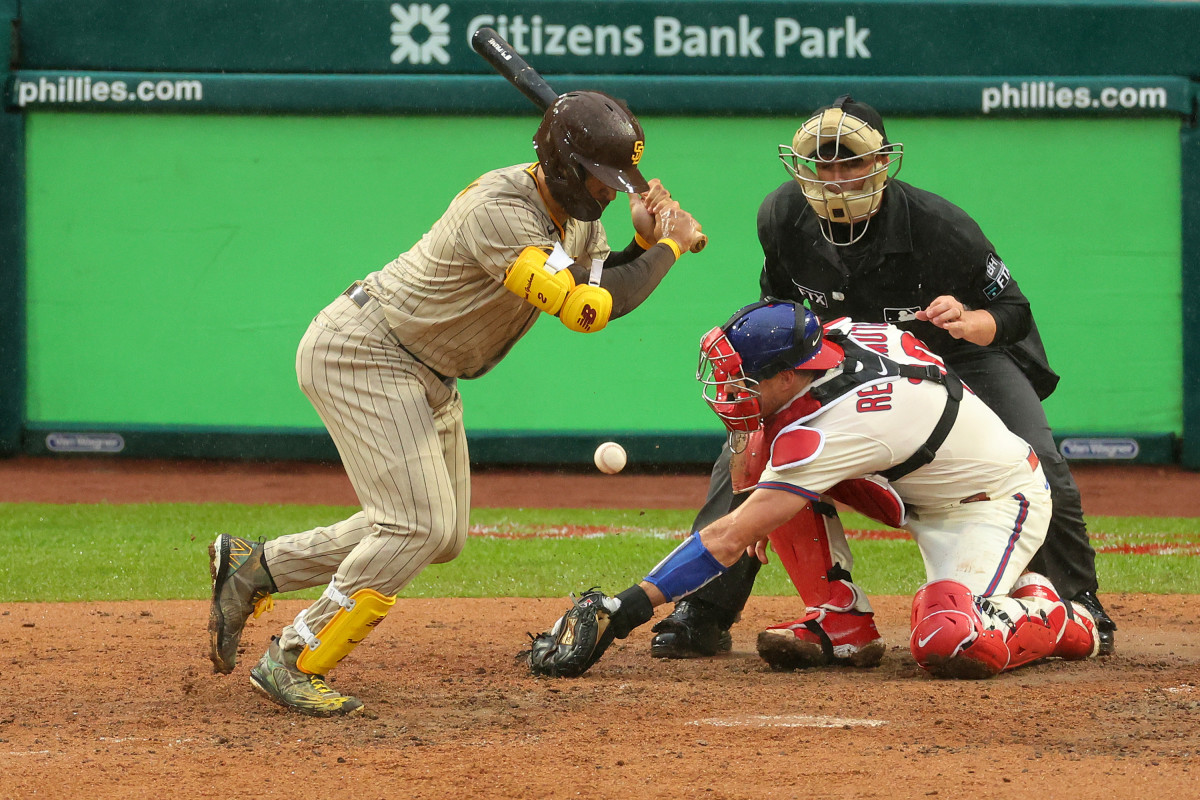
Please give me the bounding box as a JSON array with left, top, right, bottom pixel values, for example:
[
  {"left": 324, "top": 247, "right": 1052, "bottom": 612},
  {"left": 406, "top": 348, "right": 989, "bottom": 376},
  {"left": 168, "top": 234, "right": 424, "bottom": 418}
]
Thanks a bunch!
[{"left": 593, "top": 441, "right": 627, "bottom": 475}]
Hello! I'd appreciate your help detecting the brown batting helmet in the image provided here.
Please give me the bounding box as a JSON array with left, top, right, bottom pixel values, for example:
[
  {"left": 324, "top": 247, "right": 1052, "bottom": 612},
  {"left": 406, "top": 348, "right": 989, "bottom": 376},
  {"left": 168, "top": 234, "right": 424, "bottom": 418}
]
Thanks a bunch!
[{"left": 533, "top": 91, "right": 649, "bottom": 222}]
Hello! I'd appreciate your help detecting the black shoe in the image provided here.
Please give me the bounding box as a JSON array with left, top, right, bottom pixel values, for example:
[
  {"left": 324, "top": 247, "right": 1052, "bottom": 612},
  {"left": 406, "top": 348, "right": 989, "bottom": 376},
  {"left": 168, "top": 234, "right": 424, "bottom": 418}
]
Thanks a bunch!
[
  {"left": 1072, "top": 591, "right": 1116, "bottom": 656},
  {"left": 649, "top": 600, "right": 733, "bottom": 659}
]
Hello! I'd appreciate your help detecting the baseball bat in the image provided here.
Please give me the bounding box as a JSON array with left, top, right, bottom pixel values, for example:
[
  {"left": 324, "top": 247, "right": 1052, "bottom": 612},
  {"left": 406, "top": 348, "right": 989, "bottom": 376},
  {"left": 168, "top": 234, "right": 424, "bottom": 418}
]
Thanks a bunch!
[
  {"left": 470, "top": 26, "right": 707, "bottom": 254},
  {"left": 470, "top": 27, "right": 559, "bottom": 111}
]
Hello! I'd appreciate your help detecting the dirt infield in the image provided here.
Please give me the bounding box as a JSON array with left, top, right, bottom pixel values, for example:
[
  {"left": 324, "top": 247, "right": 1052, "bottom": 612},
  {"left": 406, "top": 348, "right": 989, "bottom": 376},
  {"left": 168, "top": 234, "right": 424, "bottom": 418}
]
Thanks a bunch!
[
  {"left": 6, "top": 596, "right": 1198, "bottom": 800},
  {"left": 2, "top": 457, "right": 1199, "bottom": 799}
]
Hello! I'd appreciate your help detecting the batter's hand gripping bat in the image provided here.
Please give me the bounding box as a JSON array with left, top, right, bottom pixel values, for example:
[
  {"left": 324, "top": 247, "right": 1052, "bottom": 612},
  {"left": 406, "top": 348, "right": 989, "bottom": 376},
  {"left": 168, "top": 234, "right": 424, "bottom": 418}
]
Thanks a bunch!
[{"left": 471, "top": 27, "right": 708, "bottom": 254}]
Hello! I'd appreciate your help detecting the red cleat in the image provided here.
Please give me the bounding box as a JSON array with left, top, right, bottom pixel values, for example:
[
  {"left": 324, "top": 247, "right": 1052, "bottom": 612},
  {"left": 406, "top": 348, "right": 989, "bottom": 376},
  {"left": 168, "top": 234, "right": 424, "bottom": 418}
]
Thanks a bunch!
[{"left": 756, "top": 580, "right": 885, "bottom": 670}]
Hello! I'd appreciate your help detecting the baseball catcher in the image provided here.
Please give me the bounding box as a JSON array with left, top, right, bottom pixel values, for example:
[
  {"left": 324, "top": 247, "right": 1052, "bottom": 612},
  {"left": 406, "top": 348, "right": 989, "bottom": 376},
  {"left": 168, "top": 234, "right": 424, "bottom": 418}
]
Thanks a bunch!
[{"left": 526, "top": 299, "right": 1098, "bottom": 679}]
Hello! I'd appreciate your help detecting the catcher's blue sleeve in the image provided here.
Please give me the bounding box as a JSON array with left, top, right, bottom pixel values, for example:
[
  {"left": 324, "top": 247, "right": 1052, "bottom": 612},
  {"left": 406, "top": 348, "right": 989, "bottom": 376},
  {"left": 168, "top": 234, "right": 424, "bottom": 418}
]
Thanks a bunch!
[{"left": 644, "top": 535, "right": 726, "bottom": 602}]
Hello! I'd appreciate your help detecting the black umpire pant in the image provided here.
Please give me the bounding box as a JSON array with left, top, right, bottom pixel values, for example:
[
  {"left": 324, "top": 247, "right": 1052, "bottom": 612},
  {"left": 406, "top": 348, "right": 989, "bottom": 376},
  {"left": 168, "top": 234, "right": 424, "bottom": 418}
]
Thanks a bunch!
[
  {"left": 680, "top": 349, "right": 1099, "bottom": 625},
  {"left": 952, "top": 350, "right": 1098, "bottom": 600}
]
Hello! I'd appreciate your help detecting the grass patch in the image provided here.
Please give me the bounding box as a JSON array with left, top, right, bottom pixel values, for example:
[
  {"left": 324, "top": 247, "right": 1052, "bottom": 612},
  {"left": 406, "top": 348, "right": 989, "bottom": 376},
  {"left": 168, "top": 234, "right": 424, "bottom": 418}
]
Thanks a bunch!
[{"left": 0, "top": 503, "right": 1195, "bottom": 602}]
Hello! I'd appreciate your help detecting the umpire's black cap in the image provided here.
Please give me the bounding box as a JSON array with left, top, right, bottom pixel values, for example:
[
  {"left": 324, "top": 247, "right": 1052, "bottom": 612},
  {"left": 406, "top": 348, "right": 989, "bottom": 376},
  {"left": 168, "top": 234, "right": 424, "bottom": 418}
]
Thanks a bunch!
[{"left": 815, "top": 94, "right": 889, "bottom": 145}]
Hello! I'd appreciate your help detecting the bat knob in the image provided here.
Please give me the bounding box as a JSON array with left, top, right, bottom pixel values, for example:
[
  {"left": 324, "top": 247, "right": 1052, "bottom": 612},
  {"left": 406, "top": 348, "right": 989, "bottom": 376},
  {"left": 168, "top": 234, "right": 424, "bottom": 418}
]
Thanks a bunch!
[{"left": 690, "top": 234, "right": 708, "bottom": 254}]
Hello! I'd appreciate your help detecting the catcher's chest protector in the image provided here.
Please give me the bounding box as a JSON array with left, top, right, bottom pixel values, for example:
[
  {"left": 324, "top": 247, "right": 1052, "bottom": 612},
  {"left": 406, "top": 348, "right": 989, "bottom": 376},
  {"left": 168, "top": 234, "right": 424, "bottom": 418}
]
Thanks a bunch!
[
  {"left": 729, "top": 336, "right": 894, "bottom": 493},
  {"left": 731, "top": 325, "right": 954, "bottom": 493}
]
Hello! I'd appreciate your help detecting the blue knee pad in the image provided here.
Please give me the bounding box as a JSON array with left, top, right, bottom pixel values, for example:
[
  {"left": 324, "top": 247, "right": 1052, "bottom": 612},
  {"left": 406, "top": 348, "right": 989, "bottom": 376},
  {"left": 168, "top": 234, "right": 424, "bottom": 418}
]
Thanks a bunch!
[{"left": 644, "top": 535, "right": 727, "bottom": 602}]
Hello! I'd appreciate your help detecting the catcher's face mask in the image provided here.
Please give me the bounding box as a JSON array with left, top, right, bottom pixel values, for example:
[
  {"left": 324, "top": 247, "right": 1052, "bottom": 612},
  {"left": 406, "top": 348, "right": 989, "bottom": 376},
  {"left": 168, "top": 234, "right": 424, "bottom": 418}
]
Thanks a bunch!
[
  {"left": 778, "top": 96, "right": 903, "bottom": 246},
  {"left": 698, "top": 326, "right": 764, "bottom": 433},
  {"left": 698, "top": 300, "right": 845, "bottom": 434}
]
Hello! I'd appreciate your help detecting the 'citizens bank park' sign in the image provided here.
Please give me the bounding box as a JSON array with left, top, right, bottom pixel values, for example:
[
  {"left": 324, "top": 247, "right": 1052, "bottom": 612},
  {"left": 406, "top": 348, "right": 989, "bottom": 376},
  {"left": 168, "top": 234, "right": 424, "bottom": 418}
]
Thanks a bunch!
[
  {"left": 393, "top": 9, "right": 873, "bottom": 65},
  {"left": 12, "top": 1, "right": 1200, "bottom": 78}
]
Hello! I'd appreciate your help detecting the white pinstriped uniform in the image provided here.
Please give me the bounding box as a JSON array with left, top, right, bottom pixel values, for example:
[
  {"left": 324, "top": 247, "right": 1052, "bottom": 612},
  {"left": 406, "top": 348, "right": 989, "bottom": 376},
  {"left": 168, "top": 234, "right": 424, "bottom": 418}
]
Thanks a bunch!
[
  {"left": 265, "top": 164, "right": 608, "bottom": 654},
  {"left": 757, "top": 320, "right": 1052, "bottom": 599}
]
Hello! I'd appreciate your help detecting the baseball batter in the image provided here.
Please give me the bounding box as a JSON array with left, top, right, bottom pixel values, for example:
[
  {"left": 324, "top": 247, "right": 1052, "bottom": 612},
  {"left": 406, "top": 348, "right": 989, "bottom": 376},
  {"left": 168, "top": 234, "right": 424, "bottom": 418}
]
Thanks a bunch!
[
  {"left": 207, "top": 90, "right": 703, "bottom": 716},
  {"left": 652, "top": 94, "right": 1116, "bottom": 662},
  {"left": 526, "top": 301, "right": 1099, "bottom": 679}
]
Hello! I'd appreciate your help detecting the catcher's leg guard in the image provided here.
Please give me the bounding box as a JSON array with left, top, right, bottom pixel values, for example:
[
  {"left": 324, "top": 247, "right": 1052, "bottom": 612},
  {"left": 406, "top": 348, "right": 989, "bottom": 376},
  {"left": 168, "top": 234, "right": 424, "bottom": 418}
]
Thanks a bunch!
[
  {"left": 911, "top": 579, "right": 1074, "bottom": 678},
  {"left": 757, "top": 579, "right": 885, "bottom": 670},
  {"left": 1011, "top": 573, "right": 1099, "bottom": 660},
  {"left": 767, "top": 501, "right": 846, "bottom": 607},
  {"left": 910, "top": 580, "right": 1011, "bottom": 678},
  {"left": 293, "top": 580, "right": 396, "bottom": 675}
]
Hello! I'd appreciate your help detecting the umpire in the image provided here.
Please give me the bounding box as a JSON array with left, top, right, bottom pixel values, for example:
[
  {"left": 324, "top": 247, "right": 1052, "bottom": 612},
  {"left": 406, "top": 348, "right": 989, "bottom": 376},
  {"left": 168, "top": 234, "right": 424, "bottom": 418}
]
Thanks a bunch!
[{"left": 650, "top": 94, "right": 1117, "bottom": 659}]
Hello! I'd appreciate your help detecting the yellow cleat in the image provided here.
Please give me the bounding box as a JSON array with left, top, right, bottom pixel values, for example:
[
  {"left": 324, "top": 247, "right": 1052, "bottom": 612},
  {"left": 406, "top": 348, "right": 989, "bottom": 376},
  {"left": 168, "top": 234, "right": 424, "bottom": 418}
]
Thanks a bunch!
[{"left": 249, "top": 637, "right": 364, "bottom": 717}]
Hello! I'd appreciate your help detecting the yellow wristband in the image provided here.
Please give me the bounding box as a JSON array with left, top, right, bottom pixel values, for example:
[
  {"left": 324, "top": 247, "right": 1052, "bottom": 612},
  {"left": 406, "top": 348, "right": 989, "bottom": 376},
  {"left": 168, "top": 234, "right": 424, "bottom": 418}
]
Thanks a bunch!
[
  {"left": 634, "top": 232, "right": 654, "bottom": 250},
  {"left": 658, "top": 237, "right": 683, "bottom": 259}
]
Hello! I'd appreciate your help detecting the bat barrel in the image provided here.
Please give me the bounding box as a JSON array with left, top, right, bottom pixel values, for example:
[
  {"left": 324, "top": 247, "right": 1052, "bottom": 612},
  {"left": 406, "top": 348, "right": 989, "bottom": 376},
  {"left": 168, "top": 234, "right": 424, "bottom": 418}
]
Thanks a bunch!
[{"left": 471, "top": 27, "right": 560, "bottom": 111}]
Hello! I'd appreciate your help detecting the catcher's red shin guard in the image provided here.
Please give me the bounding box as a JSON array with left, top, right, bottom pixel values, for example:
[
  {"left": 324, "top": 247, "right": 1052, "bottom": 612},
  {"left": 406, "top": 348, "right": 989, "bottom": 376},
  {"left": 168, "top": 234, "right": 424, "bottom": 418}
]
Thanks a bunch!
[
  {"left": 767, "top": 503, "right": 838, "bottom": 607},
  {"left": 909, "top": 580, "right": 1010, "bottom": 678},
  {"left": 1011, "top": 574, "right": 1099, "bottom": 660}
]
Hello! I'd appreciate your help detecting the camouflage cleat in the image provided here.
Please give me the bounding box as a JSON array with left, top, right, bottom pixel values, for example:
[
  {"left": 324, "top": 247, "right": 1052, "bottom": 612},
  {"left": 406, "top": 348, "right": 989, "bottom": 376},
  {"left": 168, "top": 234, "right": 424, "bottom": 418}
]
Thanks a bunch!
[
  {"left": 249, "top": 637, "right": 364, "bottom": 717},
  {"left": 208, "top": 533, "right": 277, "bottom": 674}
]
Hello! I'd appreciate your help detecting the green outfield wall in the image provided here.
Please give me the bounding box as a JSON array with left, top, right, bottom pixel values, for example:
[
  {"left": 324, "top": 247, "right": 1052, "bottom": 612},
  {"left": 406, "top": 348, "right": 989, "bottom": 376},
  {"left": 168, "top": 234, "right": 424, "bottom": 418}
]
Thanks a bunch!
[{"left": 3, "top": 0, "right": 1198, "bottom": 467}]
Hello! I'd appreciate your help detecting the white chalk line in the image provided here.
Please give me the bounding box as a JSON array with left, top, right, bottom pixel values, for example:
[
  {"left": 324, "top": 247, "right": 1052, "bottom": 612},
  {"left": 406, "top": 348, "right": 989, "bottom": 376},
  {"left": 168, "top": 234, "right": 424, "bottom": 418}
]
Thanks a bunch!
[{"left": 688, "top": 714, "right": 887, "bottom": 729}]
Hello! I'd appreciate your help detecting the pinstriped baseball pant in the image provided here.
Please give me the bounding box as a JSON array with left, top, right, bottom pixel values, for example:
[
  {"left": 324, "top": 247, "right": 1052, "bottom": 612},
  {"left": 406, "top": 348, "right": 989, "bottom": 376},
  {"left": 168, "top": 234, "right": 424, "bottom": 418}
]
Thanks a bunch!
[{"left": 265, "top": 292, "right": 470, "bottom": 654}]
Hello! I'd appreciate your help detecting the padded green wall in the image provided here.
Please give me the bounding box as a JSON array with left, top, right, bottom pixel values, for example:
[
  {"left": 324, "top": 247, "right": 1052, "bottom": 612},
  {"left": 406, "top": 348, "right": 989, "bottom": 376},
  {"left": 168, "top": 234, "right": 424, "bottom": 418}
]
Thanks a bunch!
[{"left": 24, "top": 113, "right": 1180, "bottom": 434}]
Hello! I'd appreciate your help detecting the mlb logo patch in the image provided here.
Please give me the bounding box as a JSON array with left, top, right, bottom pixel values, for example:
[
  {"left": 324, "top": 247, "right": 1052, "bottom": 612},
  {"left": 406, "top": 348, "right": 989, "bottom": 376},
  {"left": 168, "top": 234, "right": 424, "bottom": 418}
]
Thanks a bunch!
[{"left": 884, "top": 307, "right": 921, "bottom": 323}]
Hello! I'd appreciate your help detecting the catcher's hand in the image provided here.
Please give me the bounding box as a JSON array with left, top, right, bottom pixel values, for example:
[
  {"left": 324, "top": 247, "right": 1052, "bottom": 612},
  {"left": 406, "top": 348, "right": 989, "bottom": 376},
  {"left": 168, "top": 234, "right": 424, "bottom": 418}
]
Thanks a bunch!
[{"left": 526, "top": 589, "right": 616, "bottom": 678}]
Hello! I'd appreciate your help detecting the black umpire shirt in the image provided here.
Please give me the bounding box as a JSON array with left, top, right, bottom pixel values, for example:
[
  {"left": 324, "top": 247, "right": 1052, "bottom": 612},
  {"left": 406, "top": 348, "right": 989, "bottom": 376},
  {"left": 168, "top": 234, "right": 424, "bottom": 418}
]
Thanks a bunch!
[{"left": 758, "top": 178, "right": 1060, "bottom": 399}]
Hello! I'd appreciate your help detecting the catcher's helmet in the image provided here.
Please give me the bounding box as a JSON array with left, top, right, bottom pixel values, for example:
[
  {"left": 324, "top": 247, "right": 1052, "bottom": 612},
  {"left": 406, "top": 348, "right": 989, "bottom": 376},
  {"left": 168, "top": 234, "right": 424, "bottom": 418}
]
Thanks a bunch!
[
  {"left": 698, "top": 300, "right": 844, "bottom": 433},
  {"left": 777, "top": 95, "right": 903, "bottom": 245},
  {"left": 534, "top": 91, "right": 649, "bottom": 222}
]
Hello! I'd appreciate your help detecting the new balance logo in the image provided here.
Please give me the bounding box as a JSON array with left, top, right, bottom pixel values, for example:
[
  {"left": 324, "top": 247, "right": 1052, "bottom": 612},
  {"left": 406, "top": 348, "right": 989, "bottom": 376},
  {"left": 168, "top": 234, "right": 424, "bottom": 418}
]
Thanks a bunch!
[{"left": 577, "top": 304, "right": 599, "bottom": 330}]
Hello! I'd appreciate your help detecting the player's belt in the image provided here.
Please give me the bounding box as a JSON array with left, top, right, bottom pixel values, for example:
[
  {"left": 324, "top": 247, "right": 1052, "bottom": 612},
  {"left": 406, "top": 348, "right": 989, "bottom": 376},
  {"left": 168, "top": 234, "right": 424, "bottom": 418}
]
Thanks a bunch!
[
  {"left": 342, "top": 281, "right": 454, "bottom": 386},
  {"left": 344, "top": 281, "right": 371, "bottom": 308}
]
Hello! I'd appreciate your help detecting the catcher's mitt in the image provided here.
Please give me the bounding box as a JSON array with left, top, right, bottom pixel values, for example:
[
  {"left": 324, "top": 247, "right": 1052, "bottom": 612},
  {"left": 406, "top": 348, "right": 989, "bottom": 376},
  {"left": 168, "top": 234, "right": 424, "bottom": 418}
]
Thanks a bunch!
[{"left": 526, "top": 589, "right": 616, "bottom": 677}]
